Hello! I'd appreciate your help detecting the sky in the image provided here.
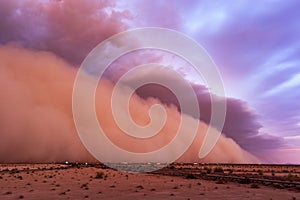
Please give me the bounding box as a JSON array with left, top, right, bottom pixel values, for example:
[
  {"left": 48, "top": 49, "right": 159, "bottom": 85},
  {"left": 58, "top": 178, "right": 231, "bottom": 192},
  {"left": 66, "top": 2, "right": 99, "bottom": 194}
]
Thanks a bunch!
[{"left": 0, "top": 0, "right": 299, "bottom": 164}]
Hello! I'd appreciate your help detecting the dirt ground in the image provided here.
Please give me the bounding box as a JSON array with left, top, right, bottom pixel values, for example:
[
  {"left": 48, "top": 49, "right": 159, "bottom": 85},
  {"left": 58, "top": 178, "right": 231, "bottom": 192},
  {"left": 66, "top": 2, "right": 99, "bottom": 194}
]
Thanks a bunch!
[{"left": 0, "top": 164, "right": 299, "bottom": 200}]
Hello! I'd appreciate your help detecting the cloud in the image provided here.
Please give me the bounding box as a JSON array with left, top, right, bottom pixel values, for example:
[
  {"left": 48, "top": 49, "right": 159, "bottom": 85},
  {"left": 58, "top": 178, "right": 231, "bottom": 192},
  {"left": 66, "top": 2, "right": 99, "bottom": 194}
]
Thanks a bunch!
[
  {"left": 125, "top": 66, "right": 285, "bottom": 152},
  {"left": 0, "top": 0, "right": 131, "bottom": 65},
  {"left": 124, "top": 0, "right": 180, "bottom": 29},
  {"left": 263, "top": 73, "right": 300, "bottom": 97},
  {"left": 0, "top": 44, "right": 259, "bottom": 163},
  {"left": 172, "top": 0, "right": 300, "bottom": 149}
]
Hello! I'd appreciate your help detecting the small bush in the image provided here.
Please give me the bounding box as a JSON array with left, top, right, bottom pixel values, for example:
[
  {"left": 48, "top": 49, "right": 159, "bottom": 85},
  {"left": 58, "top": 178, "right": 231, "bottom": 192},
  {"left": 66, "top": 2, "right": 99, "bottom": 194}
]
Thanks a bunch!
[
  {"left": 95, "top": 172, "right": 104, "bottom": 179},
  {"left": 201, "top": 170, "right": 207, "bottom": 175},
  {"left": 257, "top": 170, "right": 263, "bottom": 176},
  {"left": 185, "top": 174, "right": 197, "bottom": 179},
  {"left": 214, "top": 167, "right": 224, "bottom": 173},
  {"left": 238, "top": 177, "right": 251, "bottom": 184},
  {"left": 287, "top": 173, "right": 296, "bottom": 181},
  {"left": 80, "top": 183, "right": 88, "bottom": 189},
  {"left": 206, "top": 168, "right": 212, "bottom": 174},
  {"left": 271, "top": 170, "right": 275, "bottom": 176},
  {"left": 169, "top": 165, "right": 175, "bottom": 170},
  {"left": 250, "top": 183, "right": 259, "bottom": 189},
  {"left": 216, "top": 179, "right": 225, "bottom": 184},
  {"left": 273, "top": 183, "right": 285, "bottom": 189}
]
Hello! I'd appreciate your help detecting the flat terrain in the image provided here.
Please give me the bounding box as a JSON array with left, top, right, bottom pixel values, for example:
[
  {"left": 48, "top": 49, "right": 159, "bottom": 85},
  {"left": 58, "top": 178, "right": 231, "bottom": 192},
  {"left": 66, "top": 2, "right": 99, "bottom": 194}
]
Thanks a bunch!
[{"left": 0, "top": 163, "right": 299, "bottom": 200}]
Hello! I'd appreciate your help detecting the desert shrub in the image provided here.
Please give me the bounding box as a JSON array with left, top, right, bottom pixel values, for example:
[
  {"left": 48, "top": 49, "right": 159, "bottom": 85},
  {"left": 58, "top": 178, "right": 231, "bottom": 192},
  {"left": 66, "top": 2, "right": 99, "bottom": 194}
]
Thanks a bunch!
[
  {"left": 206, "top": 168, "right": 212, "bottom": 174},
  {"left": 287, "top": 173, "right": 296, "bottom": 181},
  {"left": 169, "top": 165, "right": 175, "bottom": 170},
  {"left": 216, "top": 179, "right": 225, "bottom": 184},
  {"left": 250, "top": 183, "right": 259, "bottom": 189},
  {"left": 238, "top": 177, "right": 251, "bottom": 184},
  {"left": 257, "top": 170, "right": 263, "bottom": 176},
  {"left": 201, "top": 170, "right": 207, "bottom": 175},
  {"left": 185, "top": 174, "right": 197, "bottom": 179},
  {"left": 273, "top": 183, "right": 285, "bottom": 189},
  {"left": 214, "top": 167, "right": 224, "bottom": 173},
  {"left": 95, "top": 172, "right": 104, "bottom": 179},
  {"left": 271, "top": 170, "right": 275, "bottom": 176}
]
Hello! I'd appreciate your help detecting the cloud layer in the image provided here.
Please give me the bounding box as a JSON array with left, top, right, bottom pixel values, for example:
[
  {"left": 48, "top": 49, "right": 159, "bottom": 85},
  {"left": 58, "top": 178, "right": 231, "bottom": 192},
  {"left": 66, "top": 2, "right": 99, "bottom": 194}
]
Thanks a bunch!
[
  {"left": 0, "top": 45, "right": 258, "bottom": 163},
  {"left": 0, "top": 0, "right": 130, "bottom": 64}
]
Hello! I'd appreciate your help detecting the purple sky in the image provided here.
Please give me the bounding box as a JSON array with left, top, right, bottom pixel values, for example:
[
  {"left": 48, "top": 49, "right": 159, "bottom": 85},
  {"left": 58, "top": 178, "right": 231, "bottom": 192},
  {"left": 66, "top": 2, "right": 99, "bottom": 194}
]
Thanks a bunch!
[
  {"left": 122, "top": 0, "right": 300, "bottom": 162},
  {"left": 0, "top": 0, "right": 299, "bottom": 163}
]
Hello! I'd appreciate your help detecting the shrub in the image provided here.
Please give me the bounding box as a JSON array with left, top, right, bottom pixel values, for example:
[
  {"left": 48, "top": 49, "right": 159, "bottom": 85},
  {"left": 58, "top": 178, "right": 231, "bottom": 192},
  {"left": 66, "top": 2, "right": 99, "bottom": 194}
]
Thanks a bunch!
[
  {"left": 206, "top": 168, "right": 212, "bottom": 174},
  {"left": 201, "top": 170, "right": 207, "bottom": 175},
  {"left": 95, "top": 172, "right": 104, "bottom": 179},
  {"left": 257, "top": 170, "right": 263, "bottom": 176},
  {"left": 216, "top": 179, "right": 225, "bottom": 184},
  {"left": 214, "top": 167, "right": 224, "bottom": 173},
  {"left": 273, "top": 183, "right": 285, "bottom": 189},
  {"left": 185, "top": 174, "right": 197, "bottom": 179},
  {"left": 287, "top": 173, "right": 296, "bottom": 181},
  {"left": 238, "top": 177, "right": 251, "bottom": 184},
  {"left": 169, "top": 165, "right": 175, "bottom": 170},
  {"left": 271, "top": 170, "right": 275, "bottom": 176},
  {"left": 250, "top": 183, "right": 259, "bottom": 189}
]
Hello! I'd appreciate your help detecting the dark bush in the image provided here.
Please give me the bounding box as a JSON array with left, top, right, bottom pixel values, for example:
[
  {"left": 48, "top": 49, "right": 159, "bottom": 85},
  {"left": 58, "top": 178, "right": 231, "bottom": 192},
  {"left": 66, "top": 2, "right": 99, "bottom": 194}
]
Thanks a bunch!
[
  {"left": 214, "top": 167, "right": 224, "bottom": 173},
  {"left": 238, "top": 177, "right": 251, "bottom": 184},
  {"left": 216, "top": 179, "right": 225, "bottom": 184},
  {"left": 185, "top": 174, "right": 197, "bottom": 179},
  {"left": 95, "top": 172, "right": 104, "bottom": 179},
  {"left": 206, "top": 168, "right": 212, "bottom": 174},
  {"left": 250, "top": 183, "right": 259, "bottom": 189},
  {"left": 257, "top": 170, "right": 263, "bottom": 176}
]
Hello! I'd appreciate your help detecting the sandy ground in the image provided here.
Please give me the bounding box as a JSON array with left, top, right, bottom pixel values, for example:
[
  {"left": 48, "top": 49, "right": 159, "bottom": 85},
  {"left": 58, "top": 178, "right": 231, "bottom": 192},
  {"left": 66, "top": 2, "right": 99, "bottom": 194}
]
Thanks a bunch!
[{"left": 0, "top": 164, "right": 299, "bottom": 200}]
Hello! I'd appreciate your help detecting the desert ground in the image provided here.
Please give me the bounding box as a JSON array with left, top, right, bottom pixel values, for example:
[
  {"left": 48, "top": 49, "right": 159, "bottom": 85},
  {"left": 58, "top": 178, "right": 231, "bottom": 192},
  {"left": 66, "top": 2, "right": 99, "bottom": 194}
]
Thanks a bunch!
[{"left": 0, "top": 163, "right": 299, "bottom": 200}]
